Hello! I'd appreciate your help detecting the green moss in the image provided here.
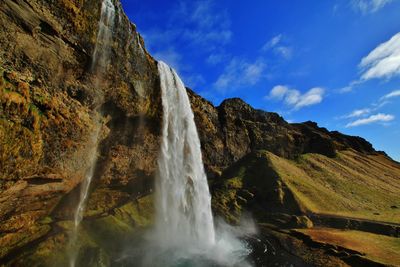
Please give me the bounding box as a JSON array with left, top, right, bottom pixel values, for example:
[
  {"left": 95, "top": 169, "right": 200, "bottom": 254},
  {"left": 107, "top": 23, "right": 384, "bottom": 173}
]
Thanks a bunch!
[
  {"left": 76, "top": 194, "right": 153, "bottom": 261},
  {"left": 0, "top": 71, "right": 4, "bottom": 87},
  {"left": 39, "top": 216, "right": 53, "bottom": 225},
  {"left": 212, "top": 151, "right": 307, "bottom": 223},
  {"left": 223, "top": 176, "right": 243, "bottom": 189},
  {"left": 114, "top": 198, "right": 154, "bottom": 227},
  {"left": 299, "top": 228, "right": 400, "bottom": 266},
  {"left": 0, "top": 225, "right": 51, "bottom": 259},
  {"left": 0, "top": 116, "right": 43, "bottom": 179},
  {"left": 269, "top": 150, "right": 400, "bottom": 223},
  {"left": 33, "top": 94, "right": 46, "bottom": 104},
  {"left": 56, "top": 220, "right": 74, "bottom": 231},
  {"left": 28, "top": 103, "right": 43, "bottom": 116},
  {"left": 80, "top": 196, "right": 154, "bottom": 255},
  {"left": 212, "top": 188, "right": 242, "bottom": 224},
  {"left": 84, "top": 215, "right": 134, "bottom": 250},
  {"left": 11, "top": 221, "right": 111, "bottom": 267}
]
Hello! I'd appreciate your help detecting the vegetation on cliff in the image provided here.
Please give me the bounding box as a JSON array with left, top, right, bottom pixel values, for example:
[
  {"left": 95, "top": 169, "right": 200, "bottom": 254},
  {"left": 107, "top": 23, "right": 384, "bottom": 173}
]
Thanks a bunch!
[{"left": 0, "top": 0, "right": 399, "bottom": 266}]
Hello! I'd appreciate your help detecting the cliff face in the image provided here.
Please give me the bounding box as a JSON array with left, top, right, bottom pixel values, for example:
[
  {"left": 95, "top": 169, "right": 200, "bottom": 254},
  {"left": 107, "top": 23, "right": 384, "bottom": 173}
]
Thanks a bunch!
[
  {"left": 0, "top": 0, "right": 399, "bottom": 266},
  {"left": 0, "top": 0, "right": 161, "bottom": 264},
  {"left": 188, "top": 91, "right": 400, "bottom": 232},
  {"left": 188, "top": 90, "right": 383, "bottom": 178}
]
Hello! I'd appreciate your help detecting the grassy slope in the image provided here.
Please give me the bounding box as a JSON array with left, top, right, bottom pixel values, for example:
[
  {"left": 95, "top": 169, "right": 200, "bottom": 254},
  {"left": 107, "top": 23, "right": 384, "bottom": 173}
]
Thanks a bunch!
[
  {"left": 298, "top": 228, "right": 400, "bottom": 266},
  {"left": 268, "top": 150, "right": 400, "bottom": 224},
  {"left": 211, "top": 150, "right": 306, "bottom": 223}
]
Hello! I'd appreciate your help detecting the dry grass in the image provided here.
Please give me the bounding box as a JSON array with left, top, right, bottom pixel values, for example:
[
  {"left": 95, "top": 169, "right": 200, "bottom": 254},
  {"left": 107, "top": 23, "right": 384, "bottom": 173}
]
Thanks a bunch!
[
  {"left": 267, "top": 150, "right": 400, "bottom": 224},
  {"left": 299, "top": 228, "right": 400, "bottom": 266}
]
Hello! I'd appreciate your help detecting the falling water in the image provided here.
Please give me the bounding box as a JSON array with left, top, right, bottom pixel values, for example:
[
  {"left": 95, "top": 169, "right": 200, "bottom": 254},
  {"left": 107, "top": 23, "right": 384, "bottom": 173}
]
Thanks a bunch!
[
  {"left": 155, "top": 62, "right": 216, "bottom": 248},
  {"left": 68, "top": 0, "right": 115, "bottom": 266},
  {"left": 139, "top": 61, "right": 251, "bottom": 267},
  {"left": 91, "top": 0, "right": 116, "bottom": 73},
  {"left": 136, "top": 34, "right": 145, "bottom": 55},
  {"left": 68, "top": 125, "right": 101, "bottom": 267}
]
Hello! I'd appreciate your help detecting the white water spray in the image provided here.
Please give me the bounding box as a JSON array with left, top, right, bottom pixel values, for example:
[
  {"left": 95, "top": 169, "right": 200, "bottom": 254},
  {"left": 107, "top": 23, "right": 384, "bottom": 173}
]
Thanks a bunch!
[
  {"left": 155, "top": 62, "right": 216, "bottom": 249},
  {"left": 143, "top": 61, "right": 251, "bottom": 267},
  {"left": 136, "top": 34, "right": 145, "bottom": 55},
  {"left": 69, "top": 0, "right": 115, "bottom": 266},
  {"left": 91, "top": 0, "right": 115, "bottom": 73}
]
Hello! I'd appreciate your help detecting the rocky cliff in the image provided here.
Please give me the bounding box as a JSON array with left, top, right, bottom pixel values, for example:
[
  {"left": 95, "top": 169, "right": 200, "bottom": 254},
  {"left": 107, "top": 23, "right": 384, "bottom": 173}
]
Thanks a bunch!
[
  {"left": 188, "top": 90, "right": 384, "bottom": 176},
  {"left": 188, "top": 90, "right": 400, "bottom": 222},
  {"left": 0, "top": 0, "right": 161, "bottom": 264},
  {"left": 0, "top": 0, "right": 399, "bottom": 266}
]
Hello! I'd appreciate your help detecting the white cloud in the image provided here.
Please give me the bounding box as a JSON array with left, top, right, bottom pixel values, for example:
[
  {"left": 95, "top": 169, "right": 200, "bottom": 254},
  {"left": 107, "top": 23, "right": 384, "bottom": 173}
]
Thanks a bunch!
[
  {"left": 262, "top": 34, "right": 293, "bottom": 60},
  {"left": 262, "top": 34, "right": 282, "bottom": 50},
  {"left": 352, "top": 0, "right": 393, "bottom": 14},
  {"left": 343, "top": 108, "right": 372, "bottom": 118},
  {"left": 339, "top": 80, "right": 361, "bottom": 93},
  {"left": 268, "top": 85, "right": 325, "bottom": 110},
  {"left": 294, "top": 88, "right": 325, "bottom": 109},
  {"left": 359, "top": 32, "right": 400, "bottom": 81},
  {"left": 214, "top": 58, "right": 266, "bottom": 92},
  {"left": 380, "top": 89, "right": 400, "bottom": 100},
  {"left": 341, "top": 32, "right": 400, "bottom": 92},
  {"left": 339, "top": 88, "right": 397, "bottom": 120},
  {"left": 346, "top": 113, "right": 395, "bottom": 127},
  {"left": 206, "top": 53, "right": 228, "bottom": 65},
  {"left": 285, "top": 89, "right": 301, "bottom": 105},
  {"left": 244, "top": 61, "right": 265, "bottom": 83},
  {"left": 275, "top": 46, "right": 293, "bottom": 60},
  {"left": 269, "top": 85, "right": 288, "bottom": 100}
]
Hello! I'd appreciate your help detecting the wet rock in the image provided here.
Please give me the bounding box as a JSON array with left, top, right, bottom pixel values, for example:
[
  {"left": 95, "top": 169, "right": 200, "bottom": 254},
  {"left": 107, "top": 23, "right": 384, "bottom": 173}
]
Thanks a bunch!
[
  {"left": 0, "top": 0, "right": 399, "bottom": 265},
  {"left": 0, "top": 0, "right": 159, "bottom": 263}
]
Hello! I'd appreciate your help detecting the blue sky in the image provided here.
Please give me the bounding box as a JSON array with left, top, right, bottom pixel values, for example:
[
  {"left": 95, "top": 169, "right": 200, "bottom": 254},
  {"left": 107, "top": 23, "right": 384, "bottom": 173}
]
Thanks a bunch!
[{"left": 121, "top": 0, "right": 400, "bottom": 161}]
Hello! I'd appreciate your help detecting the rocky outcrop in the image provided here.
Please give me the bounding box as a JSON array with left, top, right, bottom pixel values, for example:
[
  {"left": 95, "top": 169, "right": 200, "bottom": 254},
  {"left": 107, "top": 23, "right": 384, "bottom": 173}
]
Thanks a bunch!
[
  {"left": 0, "top": 0, "right": 399, "bottom": 265},
  {"left": 0, "top": 0, "right": 161, "bottom": 264},
  {"left": 189, "top": 90, "right": 400, "bottom": 236},
  {"left": 188, "top": 90, "right": 385, "bottom": 179},
  {"left": 210, "top": 151, "right": 306, "bottom": 224}
]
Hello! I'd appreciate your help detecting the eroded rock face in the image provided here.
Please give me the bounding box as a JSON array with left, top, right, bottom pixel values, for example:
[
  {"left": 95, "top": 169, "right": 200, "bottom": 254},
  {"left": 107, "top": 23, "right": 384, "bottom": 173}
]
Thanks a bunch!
[
  {"left": 189, "top": 91, "right": 383, "bottom": 179},
  {"left": 0, "top": 0, "right": 161, "bottom": 263},
  {"left": 0, "top": 0, "right": 395, "bottom": 265}
]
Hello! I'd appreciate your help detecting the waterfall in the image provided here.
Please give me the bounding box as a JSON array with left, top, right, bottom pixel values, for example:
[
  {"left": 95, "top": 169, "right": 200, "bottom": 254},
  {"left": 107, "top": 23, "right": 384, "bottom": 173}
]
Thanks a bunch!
[
  {"left": 68, "top": 0, "right": 115, "bottom": 266},
  {"left": 91, "top": 0, "right": 115, "bottom": 73},
  {"left": 136, "top": 34, "right": 145, "bottom": 55},
  {"left": 155, "top": 61, "right": 216, "bottom": 249},
  {"left": 140, "top": 62, "right": 251, "bottom": 267}
]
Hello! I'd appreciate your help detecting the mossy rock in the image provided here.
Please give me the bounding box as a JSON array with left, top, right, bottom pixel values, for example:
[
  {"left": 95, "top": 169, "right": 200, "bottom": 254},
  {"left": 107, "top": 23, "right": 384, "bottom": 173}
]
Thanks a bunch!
[
  {"left": 4, "top": 195, "right": 154, "bottom": 266},
  {"left": 0, "top": 68, "right": 97, "bottom": 180},
  {"left": 0, "top": 225, "right": 51, "bottom": 259},
  {"left": 83, "top": 215, "right": 135, "bottom": 254},
  {"left": 9, "top": 228, "right": 110, "bottom": 267},
  {"left": 122, "top": 194, "right": 154, "bottom": 227},
  {"left": 212, "top": 151, "right": 305, "bottom": 224},
  {"left": 83, "top": 196, "right": 154, "bottom": 254}
]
